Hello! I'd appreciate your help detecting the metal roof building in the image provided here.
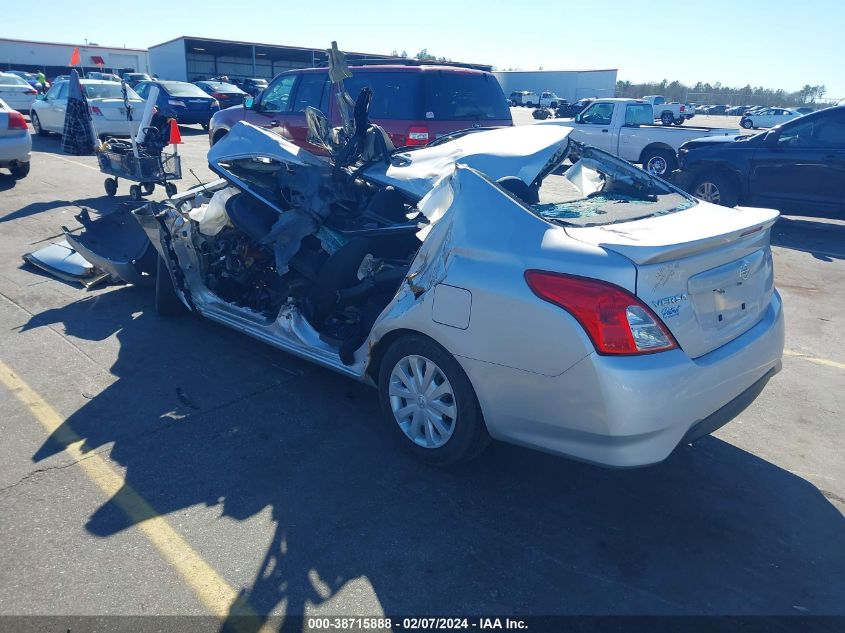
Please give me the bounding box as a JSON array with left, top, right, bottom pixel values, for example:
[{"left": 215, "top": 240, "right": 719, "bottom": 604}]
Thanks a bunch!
[
  {"left": 493, "top": 69, "right": 618, "bottom": 102},
  {"left": 0, "top": 37, "right": 150, "bottom": 78},
  {"left": 149, "top": 36, "right": 492, "bottom": 83}
]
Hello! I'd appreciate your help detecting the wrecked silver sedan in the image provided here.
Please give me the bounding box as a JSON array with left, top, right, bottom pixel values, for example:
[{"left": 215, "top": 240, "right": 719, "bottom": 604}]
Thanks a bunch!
[{"left": 58, "top": 79, "right": 784, "bottom": 467}]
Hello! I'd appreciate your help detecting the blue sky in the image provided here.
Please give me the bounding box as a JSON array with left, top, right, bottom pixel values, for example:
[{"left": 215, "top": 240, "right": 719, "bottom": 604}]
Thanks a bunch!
[{"left": 3, "top": 0, "right": 842, "bottom": 98}]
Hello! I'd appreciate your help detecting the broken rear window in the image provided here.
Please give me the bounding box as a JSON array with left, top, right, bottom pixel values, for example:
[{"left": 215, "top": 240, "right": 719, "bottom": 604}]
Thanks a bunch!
[{"left": 530, "top": 148, "right": 695, "bottom": 228}]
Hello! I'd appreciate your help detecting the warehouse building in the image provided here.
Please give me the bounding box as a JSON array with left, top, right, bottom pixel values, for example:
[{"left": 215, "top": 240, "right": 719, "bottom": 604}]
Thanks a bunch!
[
  {"left": 0, "top": 38, "right": 149, "bottom": 78},
  {"left": 149, "top": 36, "right": 491, "bottom": 83},
  {"left": 493, "top": 69, "right": 618, "bottom": 102}
]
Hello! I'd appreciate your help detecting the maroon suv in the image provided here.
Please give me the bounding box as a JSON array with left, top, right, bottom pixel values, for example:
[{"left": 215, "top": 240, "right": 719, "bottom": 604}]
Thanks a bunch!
[{"left": 208, "top": 64, "right": 512, "bottom": 150}]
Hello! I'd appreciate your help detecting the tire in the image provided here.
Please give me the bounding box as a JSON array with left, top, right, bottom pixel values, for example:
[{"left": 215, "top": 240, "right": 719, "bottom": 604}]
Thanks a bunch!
[
  {"left": 129, "top": 184, "right": 142, "bottom": 201},
  {"left": 642, "top": 148, "right": 677, "bottom": 177},
  {"left": 660, "top": 112, "right": 674, "bottom": 126},
  {"left": 31, "top": 113, "right": 48, "bottom": 136},
  {"left": 142, "top": 182, "right": 155, "bottom": 195},
  {"left": 525, "top": 101, "right": 534, "bottom": 108},
  {"left": 673, "top": 118, "right": 684, "bottom": 125},
  {"left": 200, "top": 122, "right": 209, "bottom": 131},
  {"left": 10, "top": 162, "right": 30, "bottom": 178},
  {"left": 550, "top": 101, "right": 558, "bottom": 108},
  {"left": 691, "top": 172, "right": 739, "bottom": 208},
  {"left": 104, "top": 177, "right": 117, "bottom": 197},
  {"left": 165, "top": 182, "right": 177, "bottom": 197},
  {"left": 378, "top": 334, "right": 490, "bottom": 466},
  {"left": 741, "top": 118, "right": 753, "bottom": 129},
  {"left": 154, "top": 255, "right": 185, "bottom": 316}
]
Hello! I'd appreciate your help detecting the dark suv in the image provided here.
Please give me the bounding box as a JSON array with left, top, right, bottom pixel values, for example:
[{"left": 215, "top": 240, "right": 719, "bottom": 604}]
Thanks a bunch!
[
  {"left": 209, "top": 65, "right": 512, "bottom": 150},
  {"left": 673, "top": 106, "right": 845, "bottom": 215}
]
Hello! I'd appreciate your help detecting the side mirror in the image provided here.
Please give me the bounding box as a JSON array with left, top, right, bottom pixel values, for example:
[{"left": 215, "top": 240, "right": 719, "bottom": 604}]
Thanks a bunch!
[
  {"left": 243, "top": 96, "right": 255, "bottom": 110},
  {"left": 574, "top": 113, "right": 582, "bottom": 123}
]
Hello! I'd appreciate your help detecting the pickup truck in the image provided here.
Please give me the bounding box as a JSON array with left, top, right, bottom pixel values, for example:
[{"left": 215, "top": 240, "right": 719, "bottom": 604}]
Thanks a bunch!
[
  {"left": 543, "top": 98, "right": 736, "bottom": 175},
  {"left": 538, "top": 91, "right": 566, "bottom": 108},
  {"left": 642, "top": 95, "right": 688, "bottom": 125},
  {"left": 509, "top": 91, "right": 539, "bottom": 107}
]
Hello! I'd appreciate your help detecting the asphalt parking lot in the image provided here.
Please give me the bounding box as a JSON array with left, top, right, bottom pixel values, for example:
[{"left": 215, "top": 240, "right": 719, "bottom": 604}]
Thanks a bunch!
[{"left": 1, "top": 113, "right": 844, "bottom": 628}]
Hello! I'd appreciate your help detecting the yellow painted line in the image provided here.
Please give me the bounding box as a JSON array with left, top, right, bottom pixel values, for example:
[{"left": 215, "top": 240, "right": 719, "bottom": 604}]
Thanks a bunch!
[
  {"left": 37, "top": 151, "right": 100, "bottom": 171},
  {"left": 784, "top": 349, "right": 845, "bottom": 371},
  {"left": 0, "top": 359, "right": 270, "bottom": 630}
]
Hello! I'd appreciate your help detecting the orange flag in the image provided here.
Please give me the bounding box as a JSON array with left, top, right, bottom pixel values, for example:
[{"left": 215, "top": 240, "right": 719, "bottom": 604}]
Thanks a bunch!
[
  {"left": 168, "top": 118, "right": 182, "bottom": 145},
  {"left": 69, "top": 47, "right": 81, "bottom": 66}
]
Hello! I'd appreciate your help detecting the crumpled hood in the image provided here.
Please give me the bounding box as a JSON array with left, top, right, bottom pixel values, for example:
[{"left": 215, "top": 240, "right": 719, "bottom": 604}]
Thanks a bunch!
[
  {"left": 363, "top": 125, "right": 573, "bottom": 199},
  {"left": 208, "top": 121, "right": 330, "bottom": 169}
]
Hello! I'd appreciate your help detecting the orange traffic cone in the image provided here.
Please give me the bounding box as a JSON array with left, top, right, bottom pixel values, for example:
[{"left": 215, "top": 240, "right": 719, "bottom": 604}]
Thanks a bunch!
[{"left": 168, "top": 118, "right": 182, "bottom": 145}]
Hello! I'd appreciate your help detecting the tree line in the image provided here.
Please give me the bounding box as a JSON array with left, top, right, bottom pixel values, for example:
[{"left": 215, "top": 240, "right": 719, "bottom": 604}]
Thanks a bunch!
[{"left": 615, "top": 79, "right": 828, "bottom": 107}]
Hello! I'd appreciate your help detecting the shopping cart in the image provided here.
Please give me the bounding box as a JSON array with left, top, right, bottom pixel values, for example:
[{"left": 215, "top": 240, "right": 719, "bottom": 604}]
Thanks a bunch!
[{"left": 96, "top": 142, "right": 182, "bottom": 201}]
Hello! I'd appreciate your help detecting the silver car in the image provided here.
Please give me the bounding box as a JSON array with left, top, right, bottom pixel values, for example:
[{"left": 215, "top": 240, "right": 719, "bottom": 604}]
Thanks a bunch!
[
  {"left": 0, "top": 97, "right": 32, "bottom": 178},
  {"left": 58, "top": 111, "right": 784, "bottom": 468}
]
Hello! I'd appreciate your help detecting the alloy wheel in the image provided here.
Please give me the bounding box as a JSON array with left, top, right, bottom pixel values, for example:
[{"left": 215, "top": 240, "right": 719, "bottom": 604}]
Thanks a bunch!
[
  {"left": 388, "top": 355, "right": 457, "bottom": 449},
  {"left": 694, "top": 181, "right": 720, "bottom": 204},
  {"left": 647, "top": 156, "right": 667, "bottom": 175}
]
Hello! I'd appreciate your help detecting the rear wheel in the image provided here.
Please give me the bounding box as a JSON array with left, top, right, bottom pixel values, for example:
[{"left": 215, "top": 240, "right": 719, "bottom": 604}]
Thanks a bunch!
[
  {"left": 741, "top": 118, "right": 753, "bottom": 129},
  {"left": 154, "top": 256, "right": 185, "bottom": 315},
  {"left": 673, "top": 117, "right": 684, "bottom": 125},
  {"left": 525, "top": 101, "right": 534, "bottom": 108},
  {"left": 691, "top": 172, "right": 738, "bottom": 207},
  {"left": 31, "top": 113, "right": 47, "bottom": 136},
  {"left": 660, "top": 112, "right": 674, "bottom": 125},
  {"left": 642, "top": 148, "right": 677, "bottom": 177},
  {"left": 378, "top": 334, "right": 490, "bottom": 466},
  {"left": 10, "top": 162, "right": 30, "bottom": 178}
]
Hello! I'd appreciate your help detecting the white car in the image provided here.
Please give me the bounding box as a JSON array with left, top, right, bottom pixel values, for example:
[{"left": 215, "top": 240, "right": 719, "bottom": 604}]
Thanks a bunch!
[
  {"left": 0, "top": 97, "right": 32, "bottom": 178},
  {"left": 0, "top": 72, "right": 39, "bottom": 113},
  {"left": 740, "top": 107, "right": 800, "bottom": 130},
  {"left": 30, "top": 79, "right": 145, "bottom": 138}
]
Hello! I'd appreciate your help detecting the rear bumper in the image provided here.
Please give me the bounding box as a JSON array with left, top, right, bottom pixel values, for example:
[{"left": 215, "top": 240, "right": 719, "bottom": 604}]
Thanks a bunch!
[
  {"left": 461, "top": 290, "right": 784, "bottom": 468},
  {"left": 0, "top": 133, "right": 32, "bottom": 165},
  {"left": 170, "top": 111, "right": 216, "bottom": 125}
]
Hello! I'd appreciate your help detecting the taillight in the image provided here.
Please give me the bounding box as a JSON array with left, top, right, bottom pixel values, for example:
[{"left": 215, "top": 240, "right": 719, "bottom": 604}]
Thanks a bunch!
[
  {"left": 7, "top": 111, "right": 27, "bottom": 130},
  {"left": 406, "top": 125, "right": 429, "bottom": 146},
  {"left": 680, "top": 104, "right": 686, "bottom": 112},
  {"left": 90, "top": 106, "right": 104, "bottom": 116},
  {"left": 24, "top": 89, "right": 37, "bottom": 95},
  {"left": 211, "top": 92, "right": 224, "bottom": 99},
  {"left": 524, "top": 270, "right": 678, "bottom": 355}
]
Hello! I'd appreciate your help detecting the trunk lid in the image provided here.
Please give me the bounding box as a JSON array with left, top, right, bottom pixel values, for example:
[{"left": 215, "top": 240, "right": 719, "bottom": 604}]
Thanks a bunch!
[{"left": 565, "top": 203, "right": 779, "bottom": 358}]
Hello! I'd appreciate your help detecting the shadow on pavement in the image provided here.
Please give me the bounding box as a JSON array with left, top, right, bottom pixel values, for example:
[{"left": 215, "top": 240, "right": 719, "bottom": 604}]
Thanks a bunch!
[
  {"left": 0, "top": 172, "right": 18, "bottom": 192},
  {"left": 24, "top": 286, "right": 845, "bottom": 630},
  {"left": 772, "top": 216, "right": 845, "bottom": 262}
]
